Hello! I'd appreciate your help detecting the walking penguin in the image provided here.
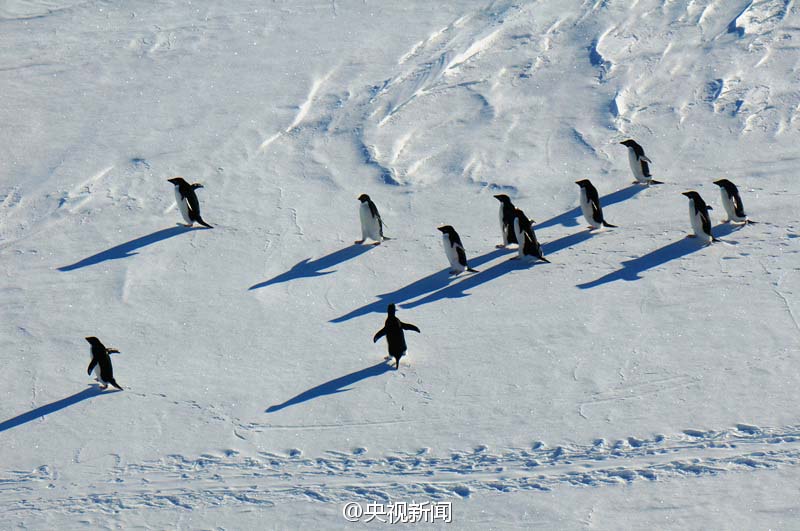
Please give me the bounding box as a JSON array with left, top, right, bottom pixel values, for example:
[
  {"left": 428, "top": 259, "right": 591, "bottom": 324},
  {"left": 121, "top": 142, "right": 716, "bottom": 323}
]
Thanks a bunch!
[
  {"left": 86, "top": 336, "right": 122, "bottom": 390},
  {"left": 576, "top": 179, "right": 617, "bottom": 229},
  {"left": 167, "top": 177, "right": 213, "bottom": 229},
  {"left": 493, "top": 194, "right": 518, "bottom": 247},
  {"left": 682, "top": 191, "right": 718, "bottom": 244},
  {"left": 356, "top": 194, "right": 385, "bottom": 245},
  {"left": 620, "top": 139, "right": 662, "bottom": 185},
  {"left": 512, "top": 209, "right": 550, "bottom": 263},
  {"left": 437, "top": 225, "right": 478, "bottom": 275},
  {"left": 713, "top": 179, "right": 755, "bottom": 224},
  {"left": 373, "top": 304, "right": 421, "bottom": 369}
]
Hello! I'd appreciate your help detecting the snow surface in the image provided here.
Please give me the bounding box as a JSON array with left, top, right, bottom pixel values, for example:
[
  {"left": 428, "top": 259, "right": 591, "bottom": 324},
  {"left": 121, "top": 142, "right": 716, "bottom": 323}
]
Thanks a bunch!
[{"left": 2, "top": 0, "right": 800, "bottom": 528}]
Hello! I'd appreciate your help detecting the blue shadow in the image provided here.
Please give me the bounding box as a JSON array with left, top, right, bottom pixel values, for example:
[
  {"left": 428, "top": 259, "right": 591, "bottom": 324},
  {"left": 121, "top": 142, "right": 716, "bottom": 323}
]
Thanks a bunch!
[
  {"left": 577, "top": 224, "right": 741, "bottom": 289},
  {"left": 0, "top": 385, "right": 119, "bottom": 433},
  {"left": 400, "top": 230, "right": 590, "bottom": 310},
  {"left": 249, "top": 244, "right": 374, "bottom": 290},
  {"left": 330, "top": 247, "right": 513, "bottom": 323},
  {"left": 402, "top": 257, "right": 530, "bottom": 309},
  {"left": 59, "top": 225, "right": 194, "bottom": 271},
  {"left": 536, "top": 184, "right": 646, "bottom": 231},
  {"left": 542, "top": 230, "right": 595, "bottom": 255},
  {"left": 266, "top": 361, "right": 392, "bottom": 412}
]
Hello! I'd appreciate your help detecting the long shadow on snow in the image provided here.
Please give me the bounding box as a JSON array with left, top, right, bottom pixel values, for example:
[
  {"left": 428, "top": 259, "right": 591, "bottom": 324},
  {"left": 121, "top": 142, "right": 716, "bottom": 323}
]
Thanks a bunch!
[
  {"left": 58, "top": 225, "right": 196, "bottom": 271},
  {"left": 401, "top": 230, "right": 594, "bottom": 309},
  {"left": 266, "top": 361, "right": 393, "bottom": 413},
  {"left": 536, "top": 184, "right": 646, "bottom": 231},
  {"left": 0, "top": 385, "right": 120, "bottom": 433},
  {"left": 329, "top": 247, "right": 512, "bottom": 323},
  {"left": 249, "top": 244, "right": 374, "bottom": 290},
  {"left": 577, "top": 224, "right": 741, "bottom": 289}
]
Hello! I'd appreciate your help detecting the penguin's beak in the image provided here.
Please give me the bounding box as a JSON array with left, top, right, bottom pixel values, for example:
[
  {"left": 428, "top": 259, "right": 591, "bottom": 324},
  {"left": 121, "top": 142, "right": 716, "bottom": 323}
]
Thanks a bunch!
[
  {"left": 436, "top": 226, "right": 446, "bottom": 232},
  {"left": 681, "top": 191, "right": 691, "bottom": 197},
  {"left": 493, "top": 194, "right": 501, "bottom": 200},
  {"left": 712, "top": 180, "right": 722, "bottom": 186}
]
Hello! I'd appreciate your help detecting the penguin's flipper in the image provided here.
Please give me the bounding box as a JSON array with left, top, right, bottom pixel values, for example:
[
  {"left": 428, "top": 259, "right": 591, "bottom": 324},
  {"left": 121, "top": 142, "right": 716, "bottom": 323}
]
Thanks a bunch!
[
  {"left": 373, "top": 327, "right": 387, "bottom": 343},
  {"left": 641, "top": 160, "right": 652, "bottom": 178},
  {"left": 401, "top": 322, "right": 421, "bottom": 333},
  {"left": 106, "top": 348, "right": 120, "bottom": 354},
  {"left": 87, "top": 359, "right": 98, "bottom": 375},
  {"left": 456, "top": 246, "right": 468, "bottom": 269},
  {"left": 191, "top": 183, "right": 204, "bottom": 189}
]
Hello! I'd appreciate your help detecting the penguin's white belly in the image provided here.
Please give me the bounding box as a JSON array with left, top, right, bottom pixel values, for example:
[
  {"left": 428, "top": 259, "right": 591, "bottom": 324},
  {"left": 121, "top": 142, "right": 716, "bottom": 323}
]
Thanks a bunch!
[
  {"left": 579, "top": 190, "right": 597, "bottom": 227},
  {"left": 174, "top": 187, "right": 192, "bottom": 224},
  {"left": 628, "top": 150, "right": 645, "bottom": 181},
  {"left": 498, "top": 205, "right": 507, "bottom": 243},
  {"left": 719, "top": 191, "right": 741, "bottom": 221},
  {"left": 688, "top": 202, "right": 711, "bottom": 243},
  {"left": 359, "top": 203, "right": 381, "bottom": 241},
  {"left": 513, "top": 218, "right": 526, "bottom": 257},
  {"left": 442, "top": 236, "right": 463, "bottom": 271}
]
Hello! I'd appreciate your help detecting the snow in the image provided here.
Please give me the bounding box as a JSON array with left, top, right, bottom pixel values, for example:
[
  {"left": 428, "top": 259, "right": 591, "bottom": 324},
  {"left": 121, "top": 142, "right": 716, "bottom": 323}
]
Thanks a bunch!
[{"left": 1, "top": 0, "right": 799, "bottom": 527}]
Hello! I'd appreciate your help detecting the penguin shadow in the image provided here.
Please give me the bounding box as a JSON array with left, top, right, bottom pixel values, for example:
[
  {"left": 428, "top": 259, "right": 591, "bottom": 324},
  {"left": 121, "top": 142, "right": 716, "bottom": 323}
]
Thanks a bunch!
[
  {"left": 535, "top": 184, "right": 647, "bottom": 231},
  {"left": 58, "top": 225, "right": 195, "bottom": 271},
  {"left": 329, "top": 247, "right": 512, "bottom": 323},
  {"left": 577, "top": 223, "right": 743, "bottom": 289},
  {"left": 249, "top": 244, "right": 374, "bottom": 290},
  {"left": 0, "top": 384, "right": 120, "bottom": 433},
  {"left": 265, "top": 360, "right": 393, "bottom": 412},
  {"left": 398, "top": 232, "right": 595, "bottom": 310},
  {"left": 401, "top": 255, "right": 532, "bottom": 309}
]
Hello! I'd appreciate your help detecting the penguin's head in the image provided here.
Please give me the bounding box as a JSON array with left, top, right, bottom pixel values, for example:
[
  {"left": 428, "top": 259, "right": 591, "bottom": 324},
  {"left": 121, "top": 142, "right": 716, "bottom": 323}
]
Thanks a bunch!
[
  {"left": 168, "top": 177, "right": 187, "bottom": 186},
  {"left": 357, "top": 194, "right": 371, "bottom": 203},
  {"left": 682, "top": 190, "right": 701, "bottom": 201},
  {"left": 437, "top": 225, "right": 455, "bottom": 236},
  {"left": 85, "top": 336, "right": 101, "bottom": 347},
  {"left": 575, "top": 179, "right": 591, "bottom": 188},
  {"left": 713, "top": 179, "right": 734, "bottom": 191},
  {"left": 493, "top": 194, "right": 511, "bottom": 204},
  {"left": 620, "top": 139, "right": 636, "bottom": 147},
  {"left": 387, "top": 304, "right": 396, "bottom": 316}
]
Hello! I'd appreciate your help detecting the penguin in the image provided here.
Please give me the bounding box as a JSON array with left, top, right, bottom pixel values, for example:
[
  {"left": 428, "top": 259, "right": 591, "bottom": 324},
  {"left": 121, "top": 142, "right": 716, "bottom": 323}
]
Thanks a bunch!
[
  {"left": 512, "top": 208, "right": 550, "bottom": 263},
  {"left": 373, "top": 304, "right": 421, "bottom": 369},
  {"left": 493, "top": 194, "right": 519, "bottom": 248},
  {"left": 620, "top": 139, "right": 662, "bottom": 185},
  {"left": 437, "top": 225, "right": 478, "bottom": 275},
  {"left": 575, "top": 179, "right": 617, "bottom": 229},
  {"left": 86, "top": 337, "right": 122, "bottom": 390},
  {"left": 167, "top": 177, "right": 213, "bottom": 229},
  {"left": 682, "top": 191, "right": 718, "bottom": 244},
  {"left": 355, "top": 194, "right": 385, "bottom": 245},
  {"left": 713, "top": 179, "right": 755, "bottom": 224}
]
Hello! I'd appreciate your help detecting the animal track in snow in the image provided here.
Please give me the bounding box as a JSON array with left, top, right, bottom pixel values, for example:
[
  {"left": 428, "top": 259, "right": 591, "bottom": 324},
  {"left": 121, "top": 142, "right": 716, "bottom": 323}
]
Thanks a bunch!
[{"left": 3, "top": 424, "right": 800, "bottom": 515}]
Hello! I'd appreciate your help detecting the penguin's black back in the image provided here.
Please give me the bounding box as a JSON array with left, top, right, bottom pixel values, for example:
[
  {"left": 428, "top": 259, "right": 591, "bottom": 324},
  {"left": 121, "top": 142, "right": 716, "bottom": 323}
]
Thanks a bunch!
[{"left": 383, "top": 316, "right": 408, "bottom": 357}]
